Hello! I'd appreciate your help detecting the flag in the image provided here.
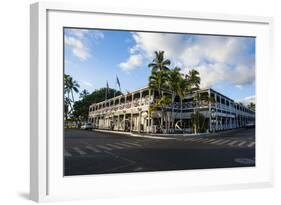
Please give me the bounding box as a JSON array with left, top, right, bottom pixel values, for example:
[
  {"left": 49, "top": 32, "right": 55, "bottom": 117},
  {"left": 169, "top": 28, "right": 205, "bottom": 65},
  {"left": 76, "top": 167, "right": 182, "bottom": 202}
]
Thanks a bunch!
[{"left": 116, "top": 75, "right": 121, "bottom": 91}]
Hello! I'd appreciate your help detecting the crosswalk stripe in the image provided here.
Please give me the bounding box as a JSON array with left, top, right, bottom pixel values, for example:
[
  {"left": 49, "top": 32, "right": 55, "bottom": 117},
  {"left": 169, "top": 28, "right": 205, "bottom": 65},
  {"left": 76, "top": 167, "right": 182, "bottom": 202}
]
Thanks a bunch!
[
  {"left": 115, "top": 142, "right": 134, "bottom": 148},
  {"left": 96, "top": 145, "right": 113, "bottom": 151},
  {"left": 106, "top": 144, "right": 124, "bottom": 149},
  {"left": 210, "top": 139, "right": 225, "bottom": 144},
  {"left": 184, "top": 138, "right": 198, "bottom": 141},
  {"left": 248, "top": 142, "right": 255, "bottom": 148},
  {"left": 64, "top": 151, "right": 72, "bottom": 157},
  {"left": 191, "top": 138, "right": 205, "bottom": 142},
  {"left": 228, "top": 140, "right": 238, "bottom": 146},
  {"left": 216, "top": 140, "right": 231, "bottom": 145},
  {"left": 73, "top": 147, "right": 86, "bottom": 155},
  {"left": 238, "top": 141, "right": 247, "bottom": 147},
  {"left": 85, "top": 145, "right": 101, "bottom": 152},
  {"left": 203, "top": 139, "right": 217, "bottom": 143},
  {"left": 122, "top": 142, "right": 142, "bottom": 147}
]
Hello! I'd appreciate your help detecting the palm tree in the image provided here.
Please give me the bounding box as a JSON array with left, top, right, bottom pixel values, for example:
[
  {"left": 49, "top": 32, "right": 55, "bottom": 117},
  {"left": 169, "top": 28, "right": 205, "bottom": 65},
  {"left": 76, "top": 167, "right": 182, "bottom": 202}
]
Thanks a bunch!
[
  {"left": 64, "top": 97, "right": 71, "bottom": 120},
  {"left": 148, "top": 51, "right": 171, "bottom": 132},
  {"left": 176, "top": 77, "right": 191, "bottom": 129},
  {"left": 149, "top": 95, "right": 172, "bottom": 132},
  {"left": 64, "top": 74, "right": 80, "bottom": 114},
  {"left": 186, "top": 69, "right": 200, "bottom": 91},
  {"left": 191, "top": 92, "right": 213, "bottom": 133},
  {"left": 148, "top": 70, "right": 169, "bottom": 131},
  {"left": 167, "top": 67, "right": 182, "bottom": 130},
  {"left": 148, "top": 51, "right": 171, "bottom": 72},
  {"left": 79, "top": 89, "right": 89, "bottom": 99},
  {"left": 185, "top": 69, "right": 201, "bottom": 133},
  {"left": 148, "top": 70, "right": 169, "bottom": 97}
]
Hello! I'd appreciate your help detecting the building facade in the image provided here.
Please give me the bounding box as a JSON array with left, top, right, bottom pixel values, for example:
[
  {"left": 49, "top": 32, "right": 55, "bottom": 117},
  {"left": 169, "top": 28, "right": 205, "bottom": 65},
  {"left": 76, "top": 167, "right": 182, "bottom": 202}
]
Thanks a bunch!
[{"left": 88, "top": 87, "right": 255, "bottom": 133}]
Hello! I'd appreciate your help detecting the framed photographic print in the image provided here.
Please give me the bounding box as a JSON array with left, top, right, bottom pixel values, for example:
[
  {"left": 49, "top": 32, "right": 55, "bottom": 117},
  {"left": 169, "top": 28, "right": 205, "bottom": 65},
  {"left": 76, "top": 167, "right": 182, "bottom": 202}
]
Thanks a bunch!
[{"left": 30, "top": 2, "right": 274, "bottom": 202}]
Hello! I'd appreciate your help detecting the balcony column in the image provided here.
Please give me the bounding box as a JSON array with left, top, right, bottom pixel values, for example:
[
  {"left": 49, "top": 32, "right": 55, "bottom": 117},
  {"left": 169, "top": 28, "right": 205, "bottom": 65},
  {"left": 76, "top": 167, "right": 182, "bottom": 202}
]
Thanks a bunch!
[
  {"left": 130, "top": 94, "right": 134, "bottom": 132},
  {"left": 138, "top": 110, "right": 141, "bottom": 133},
  {"left": 123, "top": 112, "right": 126, "bottom": 131},
  {"left": 148, "top": 89, "right": 151, "bottom": 133},
  {"left": 117, "top": 114, "right": 120, "bottom": 130},
  {"left": 208, "top": 89, "right": 211, "bottom": 132},
  {"left": 215, "top": 116, "right": 218, "bottom": 131}
]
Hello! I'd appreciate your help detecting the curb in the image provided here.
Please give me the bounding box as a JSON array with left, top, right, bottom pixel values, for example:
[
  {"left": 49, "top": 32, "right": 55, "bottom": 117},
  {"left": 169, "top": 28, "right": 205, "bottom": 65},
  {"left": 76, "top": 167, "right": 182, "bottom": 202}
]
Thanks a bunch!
[{"left": 92, "top": 129, "right": 207, "bottom": 140}]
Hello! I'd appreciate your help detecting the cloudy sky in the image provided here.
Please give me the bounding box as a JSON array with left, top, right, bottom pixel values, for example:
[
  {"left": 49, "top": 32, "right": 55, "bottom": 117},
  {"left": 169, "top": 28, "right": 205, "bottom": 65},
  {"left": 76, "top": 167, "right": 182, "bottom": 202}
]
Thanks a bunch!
[{"left": 64, "top": 28, "right": 255, "bottom": 104}]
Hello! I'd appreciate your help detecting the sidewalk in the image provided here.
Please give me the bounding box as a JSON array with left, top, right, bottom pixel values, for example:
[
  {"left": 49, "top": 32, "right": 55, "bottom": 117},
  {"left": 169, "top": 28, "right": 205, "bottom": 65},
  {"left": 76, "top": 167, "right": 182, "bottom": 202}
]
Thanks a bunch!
[
  {"left": 92, "top": 128, "right": 251, "bottom": 140},
  {"left": 93, "top": 129, "right": 210, "bottom": 140}
]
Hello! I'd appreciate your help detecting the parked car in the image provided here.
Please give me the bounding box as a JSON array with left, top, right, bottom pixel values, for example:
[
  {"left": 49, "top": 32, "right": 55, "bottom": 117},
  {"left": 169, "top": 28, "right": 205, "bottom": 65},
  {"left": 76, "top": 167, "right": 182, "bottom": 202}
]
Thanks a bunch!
[
  {"left": 245, "top": 122, "right": 255, "bottom": 128},
  {"left": 81, "top": 122, "right": 93, "bottom": 130}
]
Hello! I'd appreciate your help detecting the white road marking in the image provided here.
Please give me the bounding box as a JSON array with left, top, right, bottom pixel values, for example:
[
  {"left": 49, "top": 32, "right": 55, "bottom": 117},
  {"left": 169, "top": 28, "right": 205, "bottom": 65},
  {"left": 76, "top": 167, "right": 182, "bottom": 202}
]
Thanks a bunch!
[
  {"left": 210, "top": 139, "right": 225, "bottom": 144},
  {"left": 96, "top": 145, "right": 113, "bottom": 151},
  {"left": 85, "top": 145, "right": 101, "bottom": 153},
  {"left": 189, "top": 138, "right": 198, "bottom": 141},
  {"left": 203, "top": 139, "right": 217, "bottom": 143},
  {"left": 248, "top": 142, "right": 255, "bottom": 148},
  {"left": 216, "top": 140, "right": 231, "bottom": 145},
  {"left": 122, "top": 142, "right": 142, "bottom": 147},
  {"left": 106, "top": 144, "right": 124, "bottom": 149},
  {"left": 64, "top": 150, "right": 72, "bottom": 157},
  {"left": 115, "top": 142, "right": 134, "bottom": 148},
  {"left": 228, "top": 140, "right": 238, "bottom": 146},
  {"left": 191, "top": 138, "right": 205, "bottom": 142},
  {"left": 238, "top": 141, "right": 247, "bottom": 147},
  {"left": 73, "top": 147, "right": 86, "bottom": 155}
]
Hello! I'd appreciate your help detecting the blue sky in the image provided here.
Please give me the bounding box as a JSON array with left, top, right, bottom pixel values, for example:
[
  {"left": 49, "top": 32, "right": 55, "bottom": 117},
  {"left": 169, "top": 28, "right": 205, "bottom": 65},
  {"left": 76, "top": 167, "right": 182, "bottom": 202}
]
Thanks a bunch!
[{"left": 64, "top": 28, "right": 255, "bottom": 104}]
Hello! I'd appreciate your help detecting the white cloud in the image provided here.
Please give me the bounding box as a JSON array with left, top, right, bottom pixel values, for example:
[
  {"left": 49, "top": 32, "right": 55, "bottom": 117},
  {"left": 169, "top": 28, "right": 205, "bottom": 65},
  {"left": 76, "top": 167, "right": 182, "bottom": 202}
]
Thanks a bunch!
[
  {"left": 68, "top": 29, "right": 89, "bottom": 38},
  {"left": 65, "top": 29, "right": 105, "bottom": 61},
  {"left": 119, "top": 54, "right": 143, "bottom": 71},
  {"left": 120, "top": 32, "right": 255, "bottom": 87},
  {"left": 81, "top": 81, "right": 93, "bottom": 87},
  {"left": 68, "top": 29, "right": 104, "bottom": 40},
  {"left": 193, "top": 62, "right": 255, "bottom": 89},
  {"left": 239, "top": 95, "right": 255, "bottom": 105},
  {"left": 91, "top": 30, "right": 104, "bottom": 40},
  {"left": 65, "top": 36, "right": 90, "bottom": 60}
]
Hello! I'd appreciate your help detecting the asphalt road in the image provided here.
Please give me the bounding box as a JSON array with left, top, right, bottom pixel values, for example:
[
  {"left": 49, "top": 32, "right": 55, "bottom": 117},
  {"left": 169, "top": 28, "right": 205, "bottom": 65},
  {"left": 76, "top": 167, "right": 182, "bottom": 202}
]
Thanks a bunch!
[{"left": 64, "top": 128, "right": 255, "bottom": 176}]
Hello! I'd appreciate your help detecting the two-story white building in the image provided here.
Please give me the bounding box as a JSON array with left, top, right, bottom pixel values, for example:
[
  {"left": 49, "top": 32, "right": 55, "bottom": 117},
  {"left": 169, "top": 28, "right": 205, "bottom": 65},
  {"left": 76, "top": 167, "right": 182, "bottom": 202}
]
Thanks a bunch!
[{"left": 88, "top": 87, "right": 255, "bottom": 133}]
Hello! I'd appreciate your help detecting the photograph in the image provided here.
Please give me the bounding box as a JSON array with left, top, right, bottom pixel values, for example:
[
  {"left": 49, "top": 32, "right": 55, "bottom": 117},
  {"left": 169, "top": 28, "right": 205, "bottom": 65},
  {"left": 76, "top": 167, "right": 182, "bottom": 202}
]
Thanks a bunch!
[{"left": 63, "top": 28, "right": 256, "bottom": 176}]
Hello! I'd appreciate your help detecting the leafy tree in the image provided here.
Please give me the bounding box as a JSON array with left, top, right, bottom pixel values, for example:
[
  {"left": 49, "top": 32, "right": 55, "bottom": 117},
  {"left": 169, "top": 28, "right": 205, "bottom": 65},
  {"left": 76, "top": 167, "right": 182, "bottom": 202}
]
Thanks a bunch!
[
  {"left": 247, "top": 102, "right": 255, "bottom": 111},
  {"left": 79, "top": 89, "right": 89, "bottom": 99},
  {"left": 72, "top": 87, "right": 122, "bottom": 122}
]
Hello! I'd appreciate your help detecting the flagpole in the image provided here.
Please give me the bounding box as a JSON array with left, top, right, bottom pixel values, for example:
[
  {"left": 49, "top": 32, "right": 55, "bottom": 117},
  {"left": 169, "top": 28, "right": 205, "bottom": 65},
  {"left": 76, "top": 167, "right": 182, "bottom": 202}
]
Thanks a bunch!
[{"left": 105, "top": 80, "right": 108, "bottom": 101}]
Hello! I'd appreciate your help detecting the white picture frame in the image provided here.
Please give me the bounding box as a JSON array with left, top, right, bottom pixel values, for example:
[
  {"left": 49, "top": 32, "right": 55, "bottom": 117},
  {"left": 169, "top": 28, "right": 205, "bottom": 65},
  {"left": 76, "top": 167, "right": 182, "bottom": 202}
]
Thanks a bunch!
[{"left": 30, "top": 2, "right": 274, "bottom": 202}]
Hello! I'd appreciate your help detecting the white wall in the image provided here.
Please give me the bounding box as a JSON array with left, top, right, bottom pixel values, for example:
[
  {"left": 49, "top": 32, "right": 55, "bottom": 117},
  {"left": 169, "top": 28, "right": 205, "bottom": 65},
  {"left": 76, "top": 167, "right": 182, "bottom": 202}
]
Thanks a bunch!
[{"left": 0, "top": 0, "right": 280, "bottom": 204}]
